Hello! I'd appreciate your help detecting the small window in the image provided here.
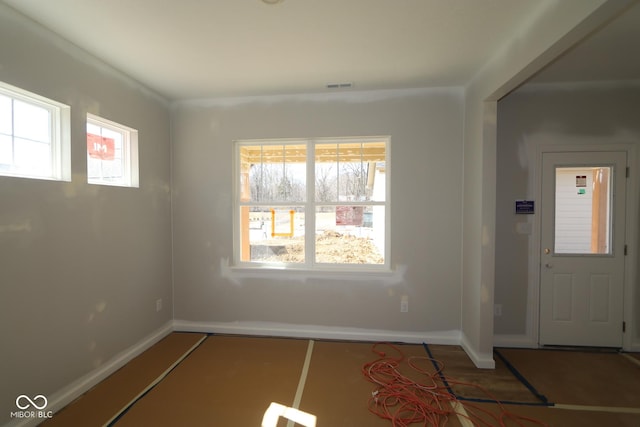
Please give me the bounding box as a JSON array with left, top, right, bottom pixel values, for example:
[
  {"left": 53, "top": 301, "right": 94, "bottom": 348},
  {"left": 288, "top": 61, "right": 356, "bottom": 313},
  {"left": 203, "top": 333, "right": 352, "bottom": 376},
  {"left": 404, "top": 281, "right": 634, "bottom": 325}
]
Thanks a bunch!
[
  {"left": 0, "top": 81, "right": 70, "bottom": 181},
  {"left": 235, "top": 137, "right": 389, "bottom": 270},
  {"left": 87, "top": 114, "right": 139, "bottom": 187}
]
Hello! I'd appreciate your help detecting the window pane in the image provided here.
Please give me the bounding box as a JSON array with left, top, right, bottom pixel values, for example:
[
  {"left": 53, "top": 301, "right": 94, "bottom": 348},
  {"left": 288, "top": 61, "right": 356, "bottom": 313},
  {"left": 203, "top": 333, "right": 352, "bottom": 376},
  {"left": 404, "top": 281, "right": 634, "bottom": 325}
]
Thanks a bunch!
[
  {"left": 315, "top": 143, "right": 338, "bottom": 202},
  {"left": 100, "top": 156, "right": 124, "bottom": 181},
  {"left": 0, "top": 134, "right": 12, "bottom": 167},
  {"left": 0, "top": 95, "right": 11, "bottom": 135},
  {"left": 13, "top": 99, "right": 50, "bottom": 142},
  {"left": 88, "top": 132, "right": 124, "bottom": 181},
  {"left": 315, "top": 141, "right": 386, "bottom": 202},
  {"left": 0, "top": 82, "right": 69, "bottom": 181},
  {"left": 87, "top": 115, "right": 134, "bottom": 187},
  {"left": 315, "top": 205, "right": 385, "bottom": 264},
  {"left": 338, "top": 142, "right": 367, "bottom": 201},
  {"left": 555, "top": 167, "right": 612, "bottom": 254},
  {"left": 14, "top": 138, "right": 51, "bottom": 176},
  {"left": 241, "top": 144, "right": 306, "bottom": 203},
  {"left": 87, "top": 155, "right": 102, "bottom": 179},
  {"left": 87, "top": 122, "right": 101, "bottom": 135},
  {"left": 240, "top": 206, "right": 305, "bottom": 263}
]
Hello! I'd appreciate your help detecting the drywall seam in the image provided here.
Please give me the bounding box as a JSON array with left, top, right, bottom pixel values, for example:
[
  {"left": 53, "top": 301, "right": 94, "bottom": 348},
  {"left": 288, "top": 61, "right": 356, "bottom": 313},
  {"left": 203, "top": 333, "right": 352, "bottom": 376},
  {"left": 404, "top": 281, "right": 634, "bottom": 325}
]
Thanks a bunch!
[
  {"left": 220, "top": 258, "right": 407, "bottom": 286},
  {"left": 173, "top": 86, "right": 464, "bottom": 109}
]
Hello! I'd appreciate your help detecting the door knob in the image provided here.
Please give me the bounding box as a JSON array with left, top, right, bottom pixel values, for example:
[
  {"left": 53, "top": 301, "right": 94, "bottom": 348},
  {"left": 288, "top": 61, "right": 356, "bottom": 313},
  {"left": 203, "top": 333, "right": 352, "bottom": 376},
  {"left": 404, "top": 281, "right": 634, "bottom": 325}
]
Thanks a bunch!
[{"left": 544, "top": 248, "right": 551, "bottom": 254}]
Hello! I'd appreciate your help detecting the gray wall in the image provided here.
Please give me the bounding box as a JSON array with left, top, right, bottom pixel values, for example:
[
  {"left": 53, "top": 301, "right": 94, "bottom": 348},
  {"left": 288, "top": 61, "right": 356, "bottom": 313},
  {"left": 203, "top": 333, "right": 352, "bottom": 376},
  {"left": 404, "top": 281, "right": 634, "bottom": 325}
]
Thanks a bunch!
[
  {"left": 495, "top": 82, "right": 640, "bottom": 341},
  {"left": 0, "top": 5, "right": 172, "bottom": 422},
  {"left": 171, "top": 89, "right": 464, "bottom": 335}
]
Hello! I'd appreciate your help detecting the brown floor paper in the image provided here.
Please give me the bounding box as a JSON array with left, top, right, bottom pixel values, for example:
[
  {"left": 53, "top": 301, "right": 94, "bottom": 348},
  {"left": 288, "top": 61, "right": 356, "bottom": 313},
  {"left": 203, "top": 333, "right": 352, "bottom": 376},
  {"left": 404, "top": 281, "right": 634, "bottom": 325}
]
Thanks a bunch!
[
  {"left": 428, "top": 344, "right": 544, "bottom": 404},
  {"left": 300, "top": 340, "right": 443, "bottom": 427},
  {"left": 497, "top": 348, "right": 640, "bottom": 407},
  {"left": 42, "top": 335, "right": 640, "bottom": 427},
  {"left": 115, "top": 335, "right": 309, "bottom": 427},
  {"left": 42, "top": 332, "right": 206, "bottom": 427},
  {"left": 461, "top": 401, "right": 640, "bottom": 427}
]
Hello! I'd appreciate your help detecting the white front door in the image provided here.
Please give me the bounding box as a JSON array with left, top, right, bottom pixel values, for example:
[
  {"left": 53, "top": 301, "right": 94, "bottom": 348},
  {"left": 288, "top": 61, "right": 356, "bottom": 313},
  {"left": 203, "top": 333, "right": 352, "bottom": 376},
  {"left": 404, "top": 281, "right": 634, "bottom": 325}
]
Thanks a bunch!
[{"left": 540, "top": 151, "right": 627, "bottom": 347}]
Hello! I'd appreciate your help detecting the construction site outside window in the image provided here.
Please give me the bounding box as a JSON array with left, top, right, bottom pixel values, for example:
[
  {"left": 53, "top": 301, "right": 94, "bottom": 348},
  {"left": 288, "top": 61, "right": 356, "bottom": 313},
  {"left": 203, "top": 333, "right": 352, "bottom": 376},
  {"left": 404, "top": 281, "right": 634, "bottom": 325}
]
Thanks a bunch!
[{"left": 234, "top": 137, "right": 389, "bottom": 270}]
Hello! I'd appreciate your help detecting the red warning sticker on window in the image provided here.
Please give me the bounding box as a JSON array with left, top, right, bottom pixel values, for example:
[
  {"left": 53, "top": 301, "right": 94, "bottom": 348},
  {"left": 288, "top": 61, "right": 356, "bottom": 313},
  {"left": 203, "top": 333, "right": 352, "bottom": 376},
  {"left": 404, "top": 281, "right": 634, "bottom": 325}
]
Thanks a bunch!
[{"left": 87, "top": 133, "right": 115, "bottom": 160}]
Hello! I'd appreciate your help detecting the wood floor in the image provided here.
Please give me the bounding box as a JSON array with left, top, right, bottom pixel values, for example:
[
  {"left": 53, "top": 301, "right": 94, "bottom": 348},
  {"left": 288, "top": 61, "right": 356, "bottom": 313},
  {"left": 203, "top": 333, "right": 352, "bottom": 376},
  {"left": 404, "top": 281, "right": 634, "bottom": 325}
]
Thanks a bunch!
[{"left": 42, "top": 333, "right": 640, "bottom": 426}]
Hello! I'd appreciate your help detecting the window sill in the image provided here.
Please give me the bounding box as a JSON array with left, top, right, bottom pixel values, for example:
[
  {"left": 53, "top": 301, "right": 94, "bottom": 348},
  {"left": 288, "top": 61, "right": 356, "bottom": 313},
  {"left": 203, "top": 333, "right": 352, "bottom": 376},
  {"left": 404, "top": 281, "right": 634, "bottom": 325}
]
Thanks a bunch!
[{"left": 220, "top": 258, "right": 404, "bottom": 284}]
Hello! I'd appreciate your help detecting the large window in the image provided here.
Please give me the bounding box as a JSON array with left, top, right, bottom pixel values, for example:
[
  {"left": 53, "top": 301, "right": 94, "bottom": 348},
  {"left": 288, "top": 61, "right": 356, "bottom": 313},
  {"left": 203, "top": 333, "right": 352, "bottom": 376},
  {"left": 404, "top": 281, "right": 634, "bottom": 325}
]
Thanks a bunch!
[
  {"left": 87, "top": 113, "right": 139, "bottom": 187},
  {"left": 235, "top": 137, "right": 389, "bottom": 269},
  {"left": 0, "top": 81, "right": 70, "bottom": 181}
]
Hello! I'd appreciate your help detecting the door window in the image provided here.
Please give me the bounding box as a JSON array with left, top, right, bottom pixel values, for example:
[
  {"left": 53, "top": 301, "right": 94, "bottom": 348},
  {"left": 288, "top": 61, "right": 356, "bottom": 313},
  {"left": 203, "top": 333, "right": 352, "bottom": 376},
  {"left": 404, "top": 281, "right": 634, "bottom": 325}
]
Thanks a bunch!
[{"left": 554, "top": 166, "right": 612, "bottom": 254}]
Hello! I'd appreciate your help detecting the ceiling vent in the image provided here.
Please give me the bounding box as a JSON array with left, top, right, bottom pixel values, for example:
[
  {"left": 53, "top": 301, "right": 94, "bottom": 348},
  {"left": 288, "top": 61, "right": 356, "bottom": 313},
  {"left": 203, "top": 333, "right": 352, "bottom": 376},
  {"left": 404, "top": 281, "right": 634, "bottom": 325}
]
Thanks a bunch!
[{"left": 326, "top": 82, "right": 353, "bottom": 89}]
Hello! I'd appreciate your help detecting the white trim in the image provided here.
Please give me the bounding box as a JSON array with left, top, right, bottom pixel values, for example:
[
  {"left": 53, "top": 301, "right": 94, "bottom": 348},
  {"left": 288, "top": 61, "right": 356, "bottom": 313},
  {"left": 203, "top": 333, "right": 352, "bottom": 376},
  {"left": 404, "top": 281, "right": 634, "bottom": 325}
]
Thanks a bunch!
[
  {"left": 529, "top": 142, "right": 638, "bottom": 351},
  {"left": 173, "top": 319, "right": 461, "bottom": 346},
  {"left": 493, "top": 334, "right": 538, "bottom": 349},
  {"left": 460, "top": 332, "right": 495, "bottom": 369},
  {"left": 220, "top": 257, "right": 406, "bottom": 286},
  {"left": 5, "top": 321, "right": 173, "bottom": 427},
  {"left": 622, "top": 145, "right": 639, "bottom": 352}
]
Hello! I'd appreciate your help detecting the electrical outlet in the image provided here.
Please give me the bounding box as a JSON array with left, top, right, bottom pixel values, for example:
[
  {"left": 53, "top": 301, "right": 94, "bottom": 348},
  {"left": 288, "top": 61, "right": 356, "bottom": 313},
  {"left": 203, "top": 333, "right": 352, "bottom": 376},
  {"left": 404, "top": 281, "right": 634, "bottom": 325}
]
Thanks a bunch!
[
  {"left": 400, "top": 295, "right": 409, "bottom": 313},
  {"left": 156, "top": 299, "right": 162, "bottom": 312},
  {"left": 494, "top": 304, "right": 502, "bottom": 317}
]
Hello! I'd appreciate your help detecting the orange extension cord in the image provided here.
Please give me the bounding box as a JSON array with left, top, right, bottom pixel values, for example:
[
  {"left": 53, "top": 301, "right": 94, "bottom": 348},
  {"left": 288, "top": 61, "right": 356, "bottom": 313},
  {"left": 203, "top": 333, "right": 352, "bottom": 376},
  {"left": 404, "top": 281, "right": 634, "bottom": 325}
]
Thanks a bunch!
[{"left": 362, "top": 343, "right": 549, "bottom": 427}]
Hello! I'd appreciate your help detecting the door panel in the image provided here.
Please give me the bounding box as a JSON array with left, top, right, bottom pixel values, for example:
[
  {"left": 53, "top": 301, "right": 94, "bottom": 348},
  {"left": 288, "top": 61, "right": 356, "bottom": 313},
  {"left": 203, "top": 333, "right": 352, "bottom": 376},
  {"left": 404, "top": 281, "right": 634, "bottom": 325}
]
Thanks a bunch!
[
  {"left": 540, "top": 151, "right": 626, "bottom": 347},
  {"left": 551, "top": 274, "right": 573, "bottom": 321},
  {"left": 589, "top": 274, "right": 610, "bottom": 322}
]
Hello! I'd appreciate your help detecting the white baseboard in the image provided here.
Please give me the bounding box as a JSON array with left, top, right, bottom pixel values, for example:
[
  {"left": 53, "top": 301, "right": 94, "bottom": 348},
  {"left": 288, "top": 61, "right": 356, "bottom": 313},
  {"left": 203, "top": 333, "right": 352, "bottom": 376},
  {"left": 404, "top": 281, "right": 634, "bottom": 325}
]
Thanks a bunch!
[
  {"left": 493, "top": 334, "right": 538, "bottom": 348},
  {"left": 494, "top": 334, "right": 640, "bottom": 351},
  {"left": 5, "top": 321, "right": 174, "bottom": 427},
  {"left": 460, "top": 332, "right": 495, "bottom": 369},
  {"left": 173, "top": 319, "right": 462, "bottom": 346}
]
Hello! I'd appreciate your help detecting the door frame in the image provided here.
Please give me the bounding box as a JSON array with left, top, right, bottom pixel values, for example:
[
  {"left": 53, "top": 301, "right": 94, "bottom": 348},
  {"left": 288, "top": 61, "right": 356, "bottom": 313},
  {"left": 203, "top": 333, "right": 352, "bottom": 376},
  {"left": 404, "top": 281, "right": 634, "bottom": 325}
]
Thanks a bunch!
[{"left": 527, "top": 141, "right": 638, "bottom": 351}]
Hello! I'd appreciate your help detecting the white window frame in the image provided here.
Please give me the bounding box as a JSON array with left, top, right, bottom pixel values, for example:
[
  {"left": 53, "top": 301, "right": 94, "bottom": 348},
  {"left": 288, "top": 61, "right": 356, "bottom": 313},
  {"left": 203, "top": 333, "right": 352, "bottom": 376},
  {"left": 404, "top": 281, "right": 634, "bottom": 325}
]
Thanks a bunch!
[
  {"left": 86, "top": 113, "right": 139, "bottom": 187},
  {"left": 0, "top": 81, "right": 70, "bottom": 181},
  {"left": 233, "top": 136, "right": 391, "bottom": 272}
]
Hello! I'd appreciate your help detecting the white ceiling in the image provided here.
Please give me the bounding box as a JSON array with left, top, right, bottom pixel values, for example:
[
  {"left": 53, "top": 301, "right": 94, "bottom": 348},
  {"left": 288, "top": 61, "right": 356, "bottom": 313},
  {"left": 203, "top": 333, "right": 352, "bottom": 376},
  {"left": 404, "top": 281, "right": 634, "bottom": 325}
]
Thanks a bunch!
[{"left": 3, "top": 0, "right": 639, "bottom": 100}]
